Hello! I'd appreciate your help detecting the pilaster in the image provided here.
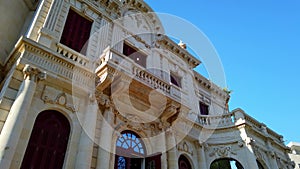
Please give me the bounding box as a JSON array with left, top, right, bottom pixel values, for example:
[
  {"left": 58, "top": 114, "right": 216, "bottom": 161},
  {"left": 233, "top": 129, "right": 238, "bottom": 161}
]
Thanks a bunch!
[
  {"left": 96, "top": 99, "right": 114, "bottom": 169},
  {"left": 195, "top": 141, "right": 208, "bottom": 169},
  {"left": 165, "top": 128, "right": 178, "bottom": 169},
  {"left": 75, "top": 93, "right": 99, "bottom": 169},
  {"left": 0, "top": 64, "right": 46, "bottom": 169}
]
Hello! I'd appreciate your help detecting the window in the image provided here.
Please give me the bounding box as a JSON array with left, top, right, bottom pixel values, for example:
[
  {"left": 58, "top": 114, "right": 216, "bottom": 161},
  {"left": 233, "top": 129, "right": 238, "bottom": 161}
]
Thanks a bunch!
[
  {"left": 123, "top": 42, "right": 147, "bottom": 67},
  {"left": 60, "top": 9, "right": 92, "bottom": 54},
  {"left": 170, "top": 72, "right": 182, "bottom": 88},
  {"left": 115, "top": 131, "right": 145, "bottom": 169},
  {"left": 21, "top": 110, "right": 70, "bottom": 169},
  {"left": 210, "top": 158, "right": 244, "bottom": 169},
  {"left": 114, "top": 131, "right": 161, "bottom": 169},
  {"left": 199, "top": 102, "right": 209, "bottom": 115}
]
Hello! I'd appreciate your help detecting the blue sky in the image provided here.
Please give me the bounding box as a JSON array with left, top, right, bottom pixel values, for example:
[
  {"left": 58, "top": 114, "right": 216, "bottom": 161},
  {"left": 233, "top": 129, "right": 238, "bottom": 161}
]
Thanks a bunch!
[{"left": 144, "top": 0, "right": 300, "bottom": 144}]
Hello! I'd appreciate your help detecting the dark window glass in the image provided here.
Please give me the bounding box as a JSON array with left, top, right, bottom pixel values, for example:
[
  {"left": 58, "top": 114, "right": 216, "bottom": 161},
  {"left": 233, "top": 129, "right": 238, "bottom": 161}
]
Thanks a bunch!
[
  {"left": 60, "top": 9, "right": 92, "bottom": 54},
  {"left": 199, "top": 102, "right": 209, "bottom": 115},
  {"left": 21, "top": 110, "right": 70, "bottom": 169},
  {"left": 170, "top": 72, "right": 181, "bottom": 88},
  {"left": 210, "top": 158, "right": 244, "bottom": 169},
  {"left": 123, "top": 43, "right": 147, "bottom": 67}
]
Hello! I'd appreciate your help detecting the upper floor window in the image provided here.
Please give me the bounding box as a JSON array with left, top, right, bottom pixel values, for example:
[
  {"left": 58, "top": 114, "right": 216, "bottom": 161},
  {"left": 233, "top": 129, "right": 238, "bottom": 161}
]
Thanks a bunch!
[
  {"left": 199, "top": 102, "right": 209, "bottom": 115},
  {"left": 60, "top": 9, "right": 92, "bottom": 54},
  {"left": 123, "top": 42, "right": 147, "bottom": 67},
  {"left": 170, "top": 72, "right": 182, "bottom": 88}
]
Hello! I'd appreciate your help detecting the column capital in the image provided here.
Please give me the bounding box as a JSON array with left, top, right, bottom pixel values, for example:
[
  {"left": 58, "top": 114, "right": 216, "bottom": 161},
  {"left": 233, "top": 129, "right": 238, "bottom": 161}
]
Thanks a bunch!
[{"left": 23, "top": 64, "right": 46, "bottom": 82}]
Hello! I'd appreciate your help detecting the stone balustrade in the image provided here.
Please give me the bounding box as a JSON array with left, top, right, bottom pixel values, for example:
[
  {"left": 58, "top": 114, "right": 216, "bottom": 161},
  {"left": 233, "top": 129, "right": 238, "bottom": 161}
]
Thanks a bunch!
[
  {"left": 97, "top": 47, "right": 181, "bottom": 101},
  {"left": 132, "top": 65, "right": 170, "bottom": 94},
  {"left": 195, "top": 109, "right": 284, "bottom": 143},
  {"left": 197, "top": 112, "right": 236, "bottom": 128},
  {"left": 57, "top": 43, "right": 89, "bottom": 67}
]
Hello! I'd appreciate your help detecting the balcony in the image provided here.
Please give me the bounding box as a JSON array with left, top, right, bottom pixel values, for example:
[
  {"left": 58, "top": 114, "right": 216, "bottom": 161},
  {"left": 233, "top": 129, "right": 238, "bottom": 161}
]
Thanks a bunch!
[
  {"left": 194, "top": 109, "right": 284, "bottom": 144},
  {"left": 95, "top": 47, "right": 182, "bottom": 123}
]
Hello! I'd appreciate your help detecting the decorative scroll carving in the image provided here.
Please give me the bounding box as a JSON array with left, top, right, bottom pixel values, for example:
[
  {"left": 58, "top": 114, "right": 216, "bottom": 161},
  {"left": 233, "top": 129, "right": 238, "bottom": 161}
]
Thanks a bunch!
[
  {"left": 209, "top": 146, "right": 237, "bottom": 157},
  {"left": 41, "top": 86, "right": 77, "bottom": 112},
  {"left": 114, "top": 111, "right": 163, "bottom": 136},
  {"left": 23, "top": 64, "right": 46, "bottom": 82},
  {"left": 95, "top": 91, "right": 111, "bottom": 108}
]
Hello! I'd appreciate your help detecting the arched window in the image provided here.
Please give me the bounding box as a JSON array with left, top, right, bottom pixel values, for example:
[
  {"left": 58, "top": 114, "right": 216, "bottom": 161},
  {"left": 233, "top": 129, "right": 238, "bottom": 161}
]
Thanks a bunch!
[
  {"left": 178, "top": 155, "right": 192, "bottom": 169},
  {"left": 210, "top": 158, "right": 244, "bottom": 169},
  {"left": 21, "top": 110, "right": 70, "bottom": 169},
  {"left": 115, "top": 131, "right": 146, "bottom": 169}
]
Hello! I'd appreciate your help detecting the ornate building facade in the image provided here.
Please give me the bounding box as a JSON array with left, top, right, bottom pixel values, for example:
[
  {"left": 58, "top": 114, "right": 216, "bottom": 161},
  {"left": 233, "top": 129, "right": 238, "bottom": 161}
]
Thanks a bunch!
[
  {"left": 288, "top": 142, "right": 300, "bottom": 169},
  {"left": 0, "top": 0, "right": 295, "bottom": 169}
]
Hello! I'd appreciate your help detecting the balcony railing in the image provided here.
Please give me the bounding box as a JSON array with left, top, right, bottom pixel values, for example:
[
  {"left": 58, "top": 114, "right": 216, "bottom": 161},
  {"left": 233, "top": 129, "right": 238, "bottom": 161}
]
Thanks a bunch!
[
  {"left": 57, "top": 43, "right": 89, "bottom": 67},
  {"left": 194, "top": 109, "right": 284, "bottom": 143},
  {"left": 197, "top": 112, "right": 236, "bottom": 128},
  {"left": 98, "top": 47, "right": 181, "bottom": 101}
]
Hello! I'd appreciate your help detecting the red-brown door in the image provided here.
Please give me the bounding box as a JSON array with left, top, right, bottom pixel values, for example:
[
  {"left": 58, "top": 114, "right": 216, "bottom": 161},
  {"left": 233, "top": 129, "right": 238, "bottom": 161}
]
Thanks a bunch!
[
  {"left": 20, "top": 110, "right": 70, "bottom": 169},
  {"left": 146, "top": 153, "right": 161, "bottom": 169},
  {"left": 178, "top": 155, "right": 192, "bottom": 169}
]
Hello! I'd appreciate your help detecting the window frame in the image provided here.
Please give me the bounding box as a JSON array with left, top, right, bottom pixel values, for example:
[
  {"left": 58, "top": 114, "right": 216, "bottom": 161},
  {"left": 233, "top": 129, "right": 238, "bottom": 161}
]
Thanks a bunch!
[
  {"left": 199, "top": 101, "right": 209, "bottom": 115},
  {"left": 122, "top": 42, "right": 147, "bottom": 68},
  {"left": 60, "top": 8, "right": 93, "bottom": 54},
  {"left": 170, "top": 72, "right": 182, "bottom": 88}
]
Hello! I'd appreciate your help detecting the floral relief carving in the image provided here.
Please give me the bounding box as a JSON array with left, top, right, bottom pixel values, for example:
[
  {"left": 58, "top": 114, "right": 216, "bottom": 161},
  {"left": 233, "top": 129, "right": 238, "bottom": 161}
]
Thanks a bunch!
[{"left": 209, "top": 146, "right": 237, "bottom": 158}]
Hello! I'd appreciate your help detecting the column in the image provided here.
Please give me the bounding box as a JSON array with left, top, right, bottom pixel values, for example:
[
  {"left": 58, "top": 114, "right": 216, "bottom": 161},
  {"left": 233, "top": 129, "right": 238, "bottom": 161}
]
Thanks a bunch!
[
  {"left": 243, "top": 138, "right": 259, "bottom": 169},
  {"left": 97, "top": 107, "right": 114, "bottom": 169},
  {"left": 0, "top": 64, "right": 46, "bottom": 168},
  {"left": 165, "top": 128, "right": 178, "bottom": 169},
  {"left": 195, "top": 141, "right": 207, "bottom": 169},
  {"left": 75, "top": 94, "right": 98, "bottom": 169}
]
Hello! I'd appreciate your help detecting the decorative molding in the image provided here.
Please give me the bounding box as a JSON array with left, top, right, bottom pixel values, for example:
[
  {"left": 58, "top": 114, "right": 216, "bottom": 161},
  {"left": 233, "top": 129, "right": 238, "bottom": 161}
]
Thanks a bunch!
[
  {"left": 252, "top": 144, "right": 268, "bottom": 162},
  {"left": 41, "top": 86, "right": 77, "bottom": 112},
  {"left": 95, "top": 91, "right": 111, "bottom": 108},
  {"left": 23, "top": 64, "right": 46, "bottom": 82},
  {"left": 177, "top": 141, "right": 193, "bottom": 156},
  {"left": 209, "top": 146, "right": 237, "bottom": 158}
]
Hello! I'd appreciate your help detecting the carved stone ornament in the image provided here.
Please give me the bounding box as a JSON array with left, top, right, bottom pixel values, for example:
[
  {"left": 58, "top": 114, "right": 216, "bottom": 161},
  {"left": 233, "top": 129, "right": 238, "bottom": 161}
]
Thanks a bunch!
[
  {"left": 252, "top": 144, "right": 267, "bottom": 162},
  {"left": 114, "top": 111, "right": 163, "bottom": 136},
  {"left": 23, "top": 64, "right": 46, "bottom": 82},
  {"left": 177, "top": 141, "right": 193, "bottom": 156},
  {"left": 41, "top": 86, "right": 77, "bottom": 112},
  {"left": 95, "top": 91, "right": 111, "bottom": 108},
  {"left": 209, "top": 146, "right": 237, "bottom": 158}
]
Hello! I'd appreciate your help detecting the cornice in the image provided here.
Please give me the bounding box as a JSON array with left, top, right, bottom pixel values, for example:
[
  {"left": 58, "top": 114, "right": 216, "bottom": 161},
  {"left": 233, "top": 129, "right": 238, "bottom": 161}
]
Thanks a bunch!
[{"left": 157, "top": 37, "right": 200, "bottom": 69}]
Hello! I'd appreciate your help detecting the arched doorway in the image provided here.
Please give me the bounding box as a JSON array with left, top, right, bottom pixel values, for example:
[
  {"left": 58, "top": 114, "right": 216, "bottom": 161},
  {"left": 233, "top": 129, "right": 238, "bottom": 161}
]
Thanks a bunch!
[
  {"left": 20, "top": 110, "right": 70, "bottom": 169},
  {"left": 114, "top": 131, "right": 161, "bottom": 169},
  {"left": 178, "top": 155, "right": 192, "bottom": 169},
  {"left": 114, "top": 131, "right": 146, "bottom": 169},
  {"left": 210, "top": 158, "right": 244, "bottom": 169}
]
